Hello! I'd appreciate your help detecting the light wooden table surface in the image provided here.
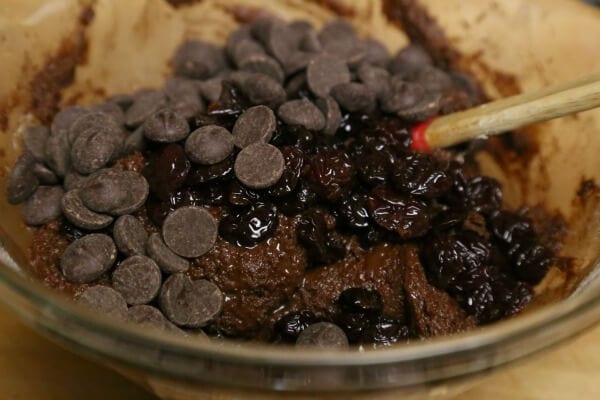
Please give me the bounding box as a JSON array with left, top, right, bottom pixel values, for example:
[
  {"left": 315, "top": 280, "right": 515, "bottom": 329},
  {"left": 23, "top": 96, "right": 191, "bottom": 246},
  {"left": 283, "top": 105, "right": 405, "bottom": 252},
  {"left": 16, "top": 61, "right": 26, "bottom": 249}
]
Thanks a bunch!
[{"left": 0, "top": 304, "right": 598, "bottom": 400}]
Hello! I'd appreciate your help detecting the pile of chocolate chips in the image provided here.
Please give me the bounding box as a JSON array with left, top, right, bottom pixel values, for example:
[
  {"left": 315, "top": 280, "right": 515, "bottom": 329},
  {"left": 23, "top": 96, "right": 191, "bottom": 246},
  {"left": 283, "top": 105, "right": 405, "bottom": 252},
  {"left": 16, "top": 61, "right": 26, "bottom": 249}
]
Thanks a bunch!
[{"left": 6, "top": 16, "right": 556, "bottom": 348}]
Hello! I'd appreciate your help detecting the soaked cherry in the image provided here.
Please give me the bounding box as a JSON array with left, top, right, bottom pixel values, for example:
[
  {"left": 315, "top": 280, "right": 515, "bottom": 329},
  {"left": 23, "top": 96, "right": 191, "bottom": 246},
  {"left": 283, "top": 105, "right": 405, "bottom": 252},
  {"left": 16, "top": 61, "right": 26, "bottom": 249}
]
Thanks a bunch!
[
  {"left": 364, "top": 317, "right": 411, "bottom": 346},
  {"left": 267, "top": 147, "right": 304, "bottom": 197},
  {"left": 307, "top": 150, "right": 354, "bottom": 202},
  {"left": 296, "top": 209, "right": 346, "bottom": 266},
  {"left": 219, "top": 202, "right": 279, "bottom": 247},
  {"left": 335, "top": 192, "right": 371, "bottom": 231},
  {"left": 143, "top": 143, "right": 191, "bottom": 200},
  {"left": 337, "top": 288, "right": 383, "bottom": 315},
  {"left": 273, "top": 310, "right": 318, "bottom": 342},
  {"left": 228, "top": 180, "right": 261, "bottom": 207},
  {"left": 392, "top": 153, "right": 451, "bottom": 198},
  {"left": 277, "top": 180, "right": 318, "bottom": 216},
  {"left": 368, "top": 186, "right": 431, "bottom": 239},
  {"left": 186, "top": 153, "right": 235, "bottom": 185}
]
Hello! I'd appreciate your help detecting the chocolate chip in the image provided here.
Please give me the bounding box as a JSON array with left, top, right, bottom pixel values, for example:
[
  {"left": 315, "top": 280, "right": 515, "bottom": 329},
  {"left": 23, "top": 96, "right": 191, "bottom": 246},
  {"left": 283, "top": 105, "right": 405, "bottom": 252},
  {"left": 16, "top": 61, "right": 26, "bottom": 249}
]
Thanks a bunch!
[
  {"left": 125, "top": 89, "right": 167, "bottom": 128},
  {"left": 172, "top": 40, "right": 225, "bottom": 80},
  {"left": 283, "top": 51, "right": 317, "bottom": 76},
  {"left": 277, "top": 99, "right": 325, "bottom": 131},
  {"left": 68, "top": 112, "right": 118, "bottom": 144},
  {"left": 410, "top": 65, "right": 454, "bottom": 93},
  {"left": 147, "top": 233, "right": 190, "bottom": 273},
  {"left": 77, "top": 286, "right": 128, "bottom": 320},
  {"left": 230, "top": 38, "right": 266, "bottom": 67},
  {"left": 198, "top": 75, "right": 226, "bottom": 104},
  {"left": 142, "top": 107, "right": 190, "bottom": 143},
  {"left": 6, "top": 153, "right": 38, "bottom": 204},
  {"left": 357, "top": 63, "right": 391, "bottom": 100},
  {"left": 164, "top": 78, "right": 206, "bottom": 120},
  {"left": 122, "top": 126, "right": 146, "bottom": 155},
  {"left": 128, "top": 305, "right": 184, "bottom": 334},
  {"left": 364, "top": 38, "right": 390, "bottom": 67},
  {"left": 108, "top": 93, "right": 134, "bottom": 111},
  {"left": 306, "top": 54, "right": 350, "bottom": 98},
  {"left": 51, "top": 106, "right": 89, "bottom": 137},
  {"left": 112, "top": 255, "right": 162, "bottom": 305},
  {"left": 299, "top": 29, "right": 322, "bottom": 53},
  {"left": 45, "top": 131, "right": 71, "bottom": 177},
  {"left": 29, "top": 164, "right": 56, "bottom": 186},
  {"left": 61, "top": 234, "right": 117, "bottom": 283},
  {"left": 315, "top": 96, "right": 342, "bottom": 136},
  {"left": 159, "top": 273, "right": 223, "bottom": 328},
  {"left": 234, "top": 143, "right": 284, "bottom": 189},
  {"left": 22, "top": 126, "right": 49, "bottom": 162},
  {"left": 396, "top": 91, "right": 441, "bottom": 122},
  {"left": 388, "top": 44, "right": 433, "bottom": 75},
  {"left": 71, "top": 124, "right": 124, "bottom": 174},
  {"left": 80, "top": 168, "right": 149, "bottom": 216},
  {"left": 250, "top": 15, "right": 280, "bottom": 44},
  {"left": 21, "top": 186, "right": 64, "bottom": 226},
  {"left": 296, "top": 322, "right": 349, "bottom": 349},
  {"left": 265, "top": 21, "right": 304, "bottom": 65},
  {"left": 318, "top": 19, "right": 364, "bottom": 66},
  {"left": 113, "top": 215, "right": 148, "bottom": 256},
  {"left": 92, "top": 101, "right": 125, "bottom": 126},
  {"left": 230, "top": 71, "right": 286, "bottom": 109},
  {"left": 232, "top": 105, "right": 276, "bottom": 148},
  {"left": 63, "top": 170, "right": 89, "bottom": 191},
  {"left": 162, "top": 206, "right": 217, "bottom": 258},
  {"left": 240, "top": 54, "right": 285, "bottom": 83},
  {"left": 62, "top": 189, "right": 114, "bottom": 230},
  {"left": 284, "top": 72, "right": 308, "bottom": 99},
  {"left": 380, "top": 79, "right": 425, "bottom": 114},
  {"left": 226, "top": 26, "right": 253, "bottom": 59},
  {"left": 185, "top": 125, "right": 234, "bottom": 165},
  {"left": 330, "top": 82, "right": 376, "bottom": 113}
]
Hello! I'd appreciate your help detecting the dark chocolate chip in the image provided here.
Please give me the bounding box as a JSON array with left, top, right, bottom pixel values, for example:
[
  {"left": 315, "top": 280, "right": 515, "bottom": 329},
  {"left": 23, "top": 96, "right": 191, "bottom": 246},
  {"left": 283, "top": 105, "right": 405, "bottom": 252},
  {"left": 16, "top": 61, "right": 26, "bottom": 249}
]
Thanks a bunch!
[
  {"left": 315, "top": 96, "right": 342, "bottom": 136},
  {"left": 264, "top": 21, "right": 299, "bottom": 64},
  {"left": 388, "top": 44, "right": 433, "bottom": 75},
  {"left": 380, "top": 79, "right": 425, "bottom": 114},
  {"left": 80, "top": 168, "right": 149, "bottom": 216},
  {"left": 164, "top": 78, "right": 206, "bottom": 120},
  {"left": 284, "top": 72, "right": 308, "bottom": 98},
  {"left": 92, "top": 101, "right": 125, "bottom": 126},
  {"left": 31, "top": 163, "right": 58, "bottom": 185},
  {"left": 159, "top": 273, "right": 223, "bottom": 328},
  {"left": 68, "top": 111, "right": 119, "bottom": 144},
  {"left": 21, "top": 185, "right": 64, "bottom": 226},
  {"left": 410, "top": 65, "right": 454, "bottom": 93},
  {"left": 306, "top": 53, "right": 350, "bottom": 98},
  {"left": 147, "top": 233, "right": 190, "bottom": 273},
  {"left": 108, "top": 93, "right": 135, "bottom": 111},
  {"left": 51, "top": 106, "right": 89, "bottom": 137},
  {"left": 63, "top": 170, "right": 89, "bottom": 191},
  {"left": 71, "top": 124, "right": 124, "bottom": 174},
  {"left": 113, "top": 215, "right": 148, "bottom": 257},
  {"left": 22, "top": 126, "right": 49, "bottom": 162},
  {"left": 112, "top": 255, "right": 162, "bottom": 305},
  {"left": 318, "top": 19, "right": 364, "bottom": 66},
  {"left": 45, "top": 131, "right": 71, "bottom": 177},
  {"left": 6, "top": 153, "right": 39, "bottom": 204},
  {"left": 234, "top": 143, "right": 284, "bottom": 189},
  {"left": 296, "top": 322, "right": 349, "bottom": 349},
  {"left": 62, "top": 189, "right": 114, "bottom": 230},
  {"left": 299, "top": 29, "right": 322, "bottom": 53},
  {"left": 128, "top": 305, "right": 184, "bottom": 334},
  {"left": 172, "top": 40, "right": 225, "bottom": 80},
  {"left": 226, "top": 26, "right": 253, "bottom": 60},
  {"left": 162, "top": 206, "right": 217, "bottom": 258},
  {"left": 363, "top": 38, "right": 390, "bottom": 67},
  {"left": 283, "top": 51, "right": 317, "bottom": 76},
  {"left": 230, "top": 71, "right": 286, "bottom": 109},
  {"left": 61, "top": 233, "right": 117, "bottom": 283},
  {"left": 142, "top": 107, "right": 190, "bottom": 143},
  {"left": 77, "top": 285, "right": 128, "bottom": 320},
  {"left": 240, "top": 54, "right": 285, "bottom": 83},
  {"left": 122, "top": 126, "right": 146, "bottom": 155},
  {"left": 198, "top": 74, "right": 227, "bottom": 104},
  {"left": 232, "top": 105, "right": 276, "bottom": 148},
  {"left": 330, "top": 82, "right": 376, "bottom": 113},
  {"left": 230, "top": 38, "right": 266, "bottom": 67},
  {"left": 277, "top": 99, "right": 325, "bottom": 131},
  {"left": 125, "top": 89, "right": 167, "bottom": 128},
  {"left": 396, "top": 91, "right": 441, "bottom": 122},
  {"left": 357, "top": 63, "right": 391, "bottom": 100},
  {"left": 185, "top": 125, "right": 234, "bottom": 165}
]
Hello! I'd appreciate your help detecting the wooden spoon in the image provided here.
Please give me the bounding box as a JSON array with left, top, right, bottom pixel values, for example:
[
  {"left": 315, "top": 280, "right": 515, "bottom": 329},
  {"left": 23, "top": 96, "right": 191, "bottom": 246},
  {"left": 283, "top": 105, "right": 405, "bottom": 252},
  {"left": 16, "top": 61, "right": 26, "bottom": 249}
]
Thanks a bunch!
[{"left": 411, "top": 71, "right": 600, "bottom": 151}]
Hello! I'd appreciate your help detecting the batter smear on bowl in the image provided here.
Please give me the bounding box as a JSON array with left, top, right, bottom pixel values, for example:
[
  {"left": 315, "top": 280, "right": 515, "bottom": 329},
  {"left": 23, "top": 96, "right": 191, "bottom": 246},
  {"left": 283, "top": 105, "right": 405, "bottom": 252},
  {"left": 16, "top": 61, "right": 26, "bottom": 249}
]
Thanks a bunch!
[{"left": 7, "top": 16, "right": 564, "bottom": 348}]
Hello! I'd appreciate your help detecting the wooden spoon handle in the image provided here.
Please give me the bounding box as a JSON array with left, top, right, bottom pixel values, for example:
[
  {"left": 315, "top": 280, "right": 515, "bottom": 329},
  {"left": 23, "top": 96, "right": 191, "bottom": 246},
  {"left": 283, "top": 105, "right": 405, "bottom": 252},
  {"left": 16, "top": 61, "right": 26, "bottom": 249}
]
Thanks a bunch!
[{"left": 415, "top": 71, "right": 600, "bottom": 150}]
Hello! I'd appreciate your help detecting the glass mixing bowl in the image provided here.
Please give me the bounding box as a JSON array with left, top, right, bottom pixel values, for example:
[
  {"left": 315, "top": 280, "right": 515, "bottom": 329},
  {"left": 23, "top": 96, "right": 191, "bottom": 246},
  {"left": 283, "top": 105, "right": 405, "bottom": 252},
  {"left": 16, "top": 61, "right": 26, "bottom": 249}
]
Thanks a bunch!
[{"left": 0, "top": 0, "right": 599, "bottom": 399}]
